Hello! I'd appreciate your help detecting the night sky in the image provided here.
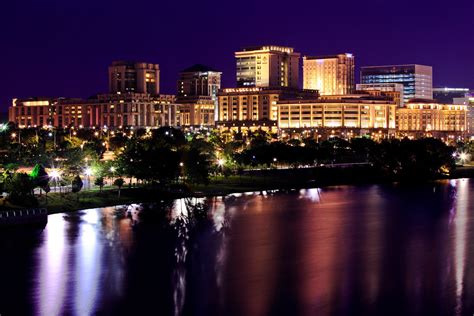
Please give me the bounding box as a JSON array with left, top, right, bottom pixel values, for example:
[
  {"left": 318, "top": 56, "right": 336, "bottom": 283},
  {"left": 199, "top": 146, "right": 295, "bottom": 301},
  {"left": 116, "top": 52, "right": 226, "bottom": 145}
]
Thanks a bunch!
[{"left": 1, "top": 0, "right": 473, "bottom": 111}]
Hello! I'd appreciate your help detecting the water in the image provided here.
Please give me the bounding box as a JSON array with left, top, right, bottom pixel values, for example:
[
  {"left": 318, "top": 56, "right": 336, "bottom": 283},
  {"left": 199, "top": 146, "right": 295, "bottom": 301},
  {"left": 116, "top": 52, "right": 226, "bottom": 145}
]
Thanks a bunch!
[{"left": 1, "top": 179, "right": 474, "bottom": 316}]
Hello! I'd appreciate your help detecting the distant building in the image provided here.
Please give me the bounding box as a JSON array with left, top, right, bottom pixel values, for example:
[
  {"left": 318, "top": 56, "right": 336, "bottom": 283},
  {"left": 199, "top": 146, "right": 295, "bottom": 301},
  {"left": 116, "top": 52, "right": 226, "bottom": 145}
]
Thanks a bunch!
[
  {"left": 278, "top": 94, "right": 396, "bottom": 131},
  {"left": 177, "top": 64, "right": 221, "bottom": 122},
  {"left": 397, "top": 99, "right": 467, "bottom": 139},
  {"left": 356, "top": 83, "right": 404, "bottom": 107},
  {"left": 303, "top": 53, "right": 355, "bottom": 95},
  {"left": 9, "top": 93, "right": 177, "bottom": 129},
  {"left": 109, "top": 61, "right": 160, "bottom": 95},
  {"left": 433, "top": 87, "right": 469, "bottom": 104},
  {"left": 360, "top": 64, "right": 432, "bottom": 104},
  {"left": 235, "top": 45, "right": 300, "bottom": 88},
  {"left": 217, "top": 87, "right": 317, "bottom": 132}
]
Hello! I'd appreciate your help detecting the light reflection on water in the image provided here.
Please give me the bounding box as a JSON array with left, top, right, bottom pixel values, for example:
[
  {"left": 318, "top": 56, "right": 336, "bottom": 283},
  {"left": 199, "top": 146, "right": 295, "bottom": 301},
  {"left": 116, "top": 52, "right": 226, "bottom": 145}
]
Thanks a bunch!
[{"left": 2, "top": 181, "right": 474, "bottom": 315}]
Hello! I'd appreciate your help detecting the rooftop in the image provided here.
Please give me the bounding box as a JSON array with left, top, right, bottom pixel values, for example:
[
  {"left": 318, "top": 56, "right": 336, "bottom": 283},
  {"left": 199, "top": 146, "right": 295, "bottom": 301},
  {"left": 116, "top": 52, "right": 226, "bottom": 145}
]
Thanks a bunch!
[{"left": 180, "top": 64, "right": 220, "bottom": 73}]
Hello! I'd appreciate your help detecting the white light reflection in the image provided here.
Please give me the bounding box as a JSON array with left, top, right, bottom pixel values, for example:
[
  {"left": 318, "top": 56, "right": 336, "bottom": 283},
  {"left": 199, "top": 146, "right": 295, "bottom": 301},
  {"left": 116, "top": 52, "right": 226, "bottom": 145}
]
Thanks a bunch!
[
  {"left": 453, "top": 179, "right": 468, "bottom": 316},
  {"left": 74, "top": 211, "right": 101, "bottom": 316},
  {"left": 299, "top": 188, "right": 322, "bottom": 202},
  {"left": 37, "top": 214, "right": 68, "bottom": 316}
]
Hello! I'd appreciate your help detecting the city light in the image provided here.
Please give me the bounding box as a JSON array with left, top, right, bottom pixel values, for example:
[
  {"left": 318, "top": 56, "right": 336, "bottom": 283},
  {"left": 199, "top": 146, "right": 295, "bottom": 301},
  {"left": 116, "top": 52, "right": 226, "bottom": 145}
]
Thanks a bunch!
[
  {"left": 84, "top": 168, "right": 93, "bottom": 176},
  {"left": 49, "top": 169, "right": 61, "bottom": 180},
  {"left": 217, "top": 159, "right": 225, "bottom": 166}
]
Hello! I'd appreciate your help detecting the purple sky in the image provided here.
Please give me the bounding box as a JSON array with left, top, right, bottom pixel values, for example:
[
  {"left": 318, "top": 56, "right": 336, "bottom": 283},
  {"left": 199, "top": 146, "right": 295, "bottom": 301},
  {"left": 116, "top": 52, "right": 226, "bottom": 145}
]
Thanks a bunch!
[{"left": 1, "top": 0, "right": 473, "bottom": 110}]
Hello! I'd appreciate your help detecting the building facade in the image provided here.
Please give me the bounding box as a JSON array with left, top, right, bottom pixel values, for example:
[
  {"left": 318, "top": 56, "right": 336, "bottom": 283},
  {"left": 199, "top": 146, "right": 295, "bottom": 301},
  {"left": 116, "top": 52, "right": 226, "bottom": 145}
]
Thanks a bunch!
[
  {"left": 397, "top": 101, "right": 467, "bottom": 137},
  {"left": 217, "top": 87, "right": 317, "bottom": 123},
  {"left": 177, "top": 64, "right": 221, "bottom": 122},
  {"left": 277, "top": 95, "right": 396, "bottom": 130},
  {"left": 235, "top": 46, "right": 299, "bottom": 88},
  {"left": 454, "top": 93, "right": 474, "bottom": 136},
  {"left": 303, "top": 53, "right": 355, "bottom": 95},
  {"left": 9, "top": 93, "right": 178, "bottom": 129},
  {"left": 356, "top": 83, "right": 405, "bottom": 107},
  {"left": 360, "top": 64, "right": 432, "bottom": 104},
  {"left": 176, "top": 96, "right": 215, "bottom": 127},
  {"left": 108, "top": 61, "right": 160, "bottom": 95}
]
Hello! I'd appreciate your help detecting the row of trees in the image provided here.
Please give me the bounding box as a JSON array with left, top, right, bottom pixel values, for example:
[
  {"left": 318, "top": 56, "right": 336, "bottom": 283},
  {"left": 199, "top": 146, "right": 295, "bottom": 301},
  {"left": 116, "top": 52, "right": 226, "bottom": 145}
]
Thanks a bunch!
[{"left": 0, "top": 124, "right": 464, "bottom": 206}]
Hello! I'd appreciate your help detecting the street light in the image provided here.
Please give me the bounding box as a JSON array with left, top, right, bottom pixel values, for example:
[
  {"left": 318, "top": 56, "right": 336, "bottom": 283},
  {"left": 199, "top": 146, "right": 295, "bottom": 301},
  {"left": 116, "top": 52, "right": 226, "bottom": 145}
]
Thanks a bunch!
[
  {"left": 84, "top": 167, "right": 93, "bottom": 189},
  {"left": 50, "top": 168, "right": 62, "bottom": 193}
]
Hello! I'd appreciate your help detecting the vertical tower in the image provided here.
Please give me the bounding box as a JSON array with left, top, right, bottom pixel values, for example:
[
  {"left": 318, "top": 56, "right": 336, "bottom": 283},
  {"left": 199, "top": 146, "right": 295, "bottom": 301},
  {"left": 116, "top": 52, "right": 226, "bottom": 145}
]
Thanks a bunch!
[
  {"left": 303, "top": 53, "right": 355, "bottom": 95},
  {"left": 235, "top": 45, "right": 300, "bottom": 88}
]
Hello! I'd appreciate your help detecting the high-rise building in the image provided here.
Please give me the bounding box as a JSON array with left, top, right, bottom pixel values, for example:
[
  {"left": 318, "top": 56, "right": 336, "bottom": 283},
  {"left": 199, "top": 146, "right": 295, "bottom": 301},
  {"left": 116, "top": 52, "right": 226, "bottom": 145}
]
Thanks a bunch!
[
  {"left": 360, "top": 64, "right": 432, "bottom": 104},
  {"left": 177, "top": 64, "right": 221, "bottom": 121},
  {"left": 109, "top": 61, "right": 160, "bottom": 95},
  {"left": 303, "top": 53, "right": 355, "bottom": 95},
  {"left": 433, "top": 87, "right": 470, "bottom": 104},
  {"left": 356, "top": 83, "right": 405, "bottom": 107},
  {"left": 235, "top": 46, "right": 299, "bottom": 88}
]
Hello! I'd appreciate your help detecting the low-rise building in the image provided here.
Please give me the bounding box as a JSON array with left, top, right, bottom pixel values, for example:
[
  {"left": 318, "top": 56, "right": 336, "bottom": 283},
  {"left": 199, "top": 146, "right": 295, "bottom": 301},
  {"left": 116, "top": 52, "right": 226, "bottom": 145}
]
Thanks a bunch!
[
  {"left": 217, "top": 87, "right": 317, "bottom": 132},
  {"left": 397, "top": 99, "right": 467, "bottom": 139},
  {"left": 9, "top": 93, "right": 178, "bottom": 129},
  {"left": 277, "top": 95, "right": 396, "bottom": 134},
  {"left": 176, "top": 96, "right": 215, "bottom": 127}
]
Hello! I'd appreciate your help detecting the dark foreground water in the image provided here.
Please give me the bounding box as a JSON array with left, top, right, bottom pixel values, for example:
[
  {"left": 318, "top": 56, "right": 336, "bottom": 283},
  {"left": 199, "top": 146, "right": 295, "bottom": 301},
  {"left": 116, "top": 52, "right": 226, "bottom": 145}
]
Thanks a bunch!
[{"left": 2, "top": 179, "right": 474, "bottom": 315}]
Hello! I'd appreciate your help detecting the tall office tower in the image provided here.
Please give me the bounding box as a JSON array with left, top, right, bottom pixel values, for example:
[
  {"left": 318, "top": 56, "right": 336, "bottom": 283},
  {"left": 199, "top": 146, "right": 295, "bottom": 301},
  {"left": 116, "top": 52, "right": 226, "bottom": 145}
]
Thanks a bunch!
[
  {"left": 356, "top": 83, "right": 405, "bottom": 107},
  {"left": 433, "top": 87, "right": 470, "bottom": 104},
  {"left": 360, "top": 64, "right": 432, "bottom": 104},
  {"left": 235, "top": 45, "right": 300, "bottom": 88},
  {"left": 177, "top": 64, "right": 222, "bottom": 121},
  {"left": 109, "top": 61, "right": 160, "bottom": 95},
  {"left": 303, "top": 53, "right": 355, "bottom": 95}
]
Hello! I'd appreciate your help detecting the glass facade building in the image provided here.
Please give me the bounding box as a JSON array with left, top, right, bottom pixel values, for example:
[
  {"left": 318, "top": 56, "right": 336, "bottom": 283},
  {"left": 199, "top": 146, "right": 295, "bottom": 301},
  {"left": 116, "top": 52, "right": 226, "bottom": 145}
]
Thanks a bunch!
[{"left": 360, "top": 65, "right": 432, "bottom": 104}]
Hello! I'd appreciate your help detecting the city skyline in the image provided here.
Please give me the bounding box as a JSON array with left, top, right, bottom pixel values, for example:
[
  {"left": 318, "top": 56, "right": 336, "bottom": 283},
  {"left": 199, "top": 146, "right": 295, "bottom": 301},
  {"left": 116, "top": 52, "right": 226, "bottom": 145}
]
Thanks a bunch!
[{"left": 1, "top": 0, "right": 473, "bottom": 111}]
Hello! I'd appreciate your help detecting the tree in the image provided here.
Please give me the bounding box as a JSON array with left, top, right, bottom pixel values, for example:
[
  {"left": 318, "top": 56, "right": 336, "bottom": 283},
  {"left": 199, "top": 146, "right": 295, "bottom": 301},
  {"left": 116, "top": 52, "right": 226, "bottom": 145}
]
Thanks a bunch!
[
  {"left": 30, "top": 164, "right": 49, "bottom": 195},
  {"left": 113, "top": 178, "right": 125, "bottom": 199},
  {"left": 95, "top": 177, "right": 105, "bottom": 192},
  {"left": 71, "top": 175, "right": 83, "bottom": 193},
  {"left": 4, "top": 172, "right": 37, "bottom": 206}
]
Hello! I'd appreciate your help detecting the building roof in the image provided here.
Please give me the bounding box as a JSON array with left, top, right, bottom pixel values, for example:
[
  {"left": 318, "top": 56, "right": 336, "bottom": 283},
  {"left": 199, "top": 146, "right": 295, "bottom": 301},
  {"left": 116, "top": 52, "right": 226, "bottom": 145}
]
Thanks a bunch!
[
  {"left": 304, "top": 53, "right": 353, "bottom": 60},
  {"left": 180, "top": 64, "right": 220, "bottom": 73}
]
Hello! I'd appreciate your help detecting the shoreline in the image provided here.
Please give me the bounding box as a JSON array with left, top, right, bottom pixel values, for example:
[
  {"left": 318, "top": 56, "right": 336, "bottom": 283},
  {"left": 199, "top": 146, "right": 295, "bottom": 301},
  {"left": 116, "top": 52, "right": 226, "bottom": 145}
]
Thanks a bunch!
[
  {"left": 2, "top": 165, "right": 474, "bottom": 215},
  {"left": 43, "top": 166, "right": 474, "bottom": 214}
]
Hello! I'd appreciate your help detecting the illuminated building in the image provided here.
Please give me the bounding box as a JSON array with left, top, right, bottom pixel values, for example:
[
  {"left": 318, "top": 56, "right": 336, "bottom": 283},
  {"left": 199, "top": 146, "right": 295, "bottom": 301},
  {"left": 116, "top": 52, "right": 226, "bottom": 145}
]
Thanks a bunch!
[
  {"left": 277, "top": 94, "right": 396, "bottom": 132},
  {"left": 108, "top": 61, "right": 160, "bottom": 95},
  {"left": 453, "top": 93, "right": 474, "bottom": 136},
  {"left": 303, "top": 53, "right": 355, "bottom": 95},
  {"left": 176, "top": 96, "right": 215, "bottom": 127},
  {"left": 433, "top": 87, "right": 470, "bottom": 104},
  {"left": 235, "top": 46, "right": 299, "bottom": 88},
  {"left": 9, "top": 93, "right": 178, "bottom": 128},
  {"left": 177, "top": 64, "right": 221, "bottom": 121},
  {"left": 360, "top": 64, "right": 432, "bottom": 104},
  {"left": 397, "top": 99, "right": 467, "bottom": 138},
  {"left": 356, "top": 83, "right": 404, "bottom": 107},
  {"left": 217, "top": 87, "right": 317, "bottom": 131}
]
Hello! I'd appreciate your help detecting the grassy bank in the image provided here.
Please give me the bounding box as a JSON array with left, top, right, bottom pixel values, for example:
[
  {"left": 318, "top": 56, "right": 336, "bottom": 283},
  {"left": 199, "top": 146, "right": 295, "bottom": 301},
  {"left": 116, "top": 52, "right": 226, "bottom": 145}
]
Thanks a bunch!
[{"left": 4, "top": 164, "right": 474, "bottom": 214}]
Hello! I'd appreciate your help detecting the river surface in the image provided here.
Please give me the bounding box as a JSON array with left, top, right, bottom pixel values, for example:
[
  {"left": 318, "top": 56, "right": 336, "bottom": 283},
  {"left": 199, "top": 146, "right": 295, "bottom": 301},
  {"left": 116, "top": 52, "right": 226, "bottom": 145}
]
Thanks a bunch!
[{"left": 1, "top": 179, "right": 474, "bottom": 315}]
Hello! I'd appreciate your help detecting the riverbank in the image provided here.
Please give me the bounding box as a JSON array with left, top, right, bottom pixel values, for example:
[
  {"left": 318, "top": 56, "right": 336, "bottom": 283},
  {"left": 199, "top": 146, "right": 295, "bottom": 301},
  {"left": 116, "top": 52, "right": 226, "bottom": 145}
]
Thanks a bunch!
[{"left": 3, "top": 164, "right": 474, "bottom": 214}]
